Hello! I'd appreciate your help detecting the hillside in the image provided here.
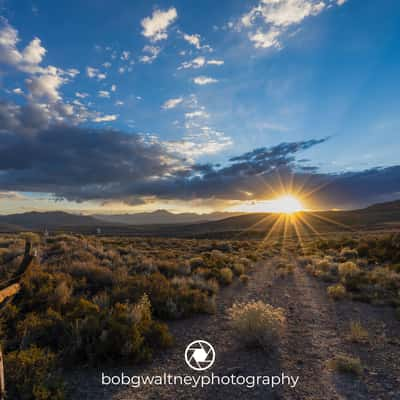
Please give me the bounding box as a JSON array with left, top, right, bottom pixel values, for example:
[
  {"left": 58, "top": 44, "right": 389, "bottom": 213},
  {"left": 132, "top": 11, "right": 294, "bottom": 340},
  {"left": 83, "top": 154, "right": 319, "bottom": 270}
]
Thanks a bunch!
[{"left": 0, "top": 211, "right": 103, "bottom": 230}]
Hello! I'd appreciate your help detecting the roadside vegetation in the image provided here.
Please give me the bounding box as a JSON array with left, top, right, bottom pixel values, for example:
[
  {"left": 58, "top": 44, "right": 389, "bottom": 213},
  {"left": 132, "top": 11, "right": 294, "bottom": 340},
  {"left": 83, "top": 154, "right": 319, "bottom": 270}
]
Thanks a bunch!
[{"left": 301, "top": 233, "right": 400, "bottom": 310}]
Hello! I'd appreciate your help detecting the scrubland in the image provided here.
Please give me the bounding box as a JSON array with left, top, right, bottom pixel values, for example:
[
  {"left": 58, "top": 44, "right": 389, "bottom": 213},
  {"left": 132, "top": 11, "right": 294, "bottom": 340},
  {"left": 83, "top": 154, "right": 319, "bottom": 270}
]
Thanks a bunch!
[
  {"left": 0, "top": 233, "right": 266, "bottom": 399},
  {"left": 1, "top": 231, "right": 400, "bottom": 399}
]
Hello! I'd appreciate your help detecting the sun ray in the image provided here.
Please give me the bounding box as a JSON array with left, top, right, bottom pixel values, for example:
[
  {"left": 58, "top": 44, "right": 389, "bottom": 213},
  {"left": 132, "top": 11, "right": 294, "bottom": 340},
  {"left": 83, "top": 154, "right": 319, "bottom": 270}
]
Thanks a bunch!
[{"left": 308, "top": 211, "right": 354, "bottom": 231}]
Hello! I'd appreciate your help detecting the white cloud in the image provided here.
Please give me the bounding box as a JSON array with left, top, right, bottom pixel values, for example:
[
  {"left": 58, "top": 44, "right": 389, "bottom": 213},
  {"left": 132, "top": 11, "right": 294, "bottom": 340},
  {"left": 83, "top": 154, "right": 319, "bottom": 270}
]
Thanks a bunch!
[
  {"left": 193, "top": 76, "right": 218, "bottom": 85},
  {"left": 103, "top": 61, "right": 112, "bottom": 68},
  {"left": 179, "top": 56, "right": 206, "bottom": 69},
  {"left": 139, "top": 45, "right": 161, "bottom": 64},
  {"left": 22, "top": 37, "right": 46, "bottom": 64},
  {"left": 162, "top": 97, "right": 183, "bottom": 109},
  {"left": 141, "top": 7, "right": 177, "bottom": 42},
  {"left": 249, "top": 28, "right": 281, "bottom": 49},
  {"left": 13, "top": 87, "right": 23, "bottom": 95},
  {"left": 121, "top": 50, "right": 130, "bottom": 60},
  {"left": 115, "top": 100, "right": 124, "bottom": 106},
  {"left": 207, "top": 59, "right": 224, "bottom": 66},
  {"left": 179, "top": 57, "right": 224, "bottom": 70},
  {"left": 242, "top": 0, "right": 326, "bottom": 28},
  {"left": 25, "top": 66, "right": 67, "bottom": 102},
  {"left": 93, "top": 114, "right": 118, "bottom": 122},
  {"left": 183, "top": 33, "right": 202, "bottom": 49},
  {"left": 185, "top": 110, "right": 209, "bottom": 119},
  {"left": 98, "top": 90, "right": 110, "bottom": 98},
  {"left": 238, "top": 0, "right": 341, "bottom": 49},
  {"left": 111, "top": 84, "right": 117, "bottom": 92},
  {"left": 76, "top": 92, "right": 89, "bottom": 98},
  {"left": 66, "top": 68, "right": 79, "bottom": 77},
  {"left": 0, "top": 18, "right": 47, "bottom": 73},
  {"left": 86, "top": 66, "right": 106, "bottom": 80}
]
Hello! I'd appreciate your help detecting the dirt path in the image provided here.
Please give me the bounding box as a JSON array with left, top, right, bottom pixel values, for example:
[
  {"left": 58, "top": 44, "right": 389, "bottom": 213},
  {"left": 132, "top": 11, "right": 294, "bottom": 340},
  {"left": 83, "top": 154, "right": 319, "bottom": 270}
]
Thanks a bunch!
[{"left": 267, "top": 259, "right": 361, "bottom": 399}]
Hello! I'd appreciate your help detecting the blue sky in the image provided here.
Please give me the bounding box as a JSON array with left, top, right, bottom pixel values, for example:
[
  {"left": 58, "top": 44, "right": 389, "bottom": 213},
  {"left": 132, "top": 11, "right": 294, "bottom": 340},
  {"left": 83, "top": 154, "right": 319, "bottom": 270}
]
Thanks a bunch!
[{"left": 0, "top": 0, "right": 400, "bottom": 213}]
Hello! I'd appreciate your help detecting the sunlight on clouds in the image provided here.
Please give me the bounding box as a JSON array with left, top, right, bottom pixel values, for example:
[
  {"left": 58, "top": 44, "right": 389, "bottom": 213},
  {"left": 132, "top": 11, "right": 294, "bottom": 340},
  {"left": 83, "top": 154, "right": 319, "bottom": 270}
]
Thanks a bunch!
[
  {"left": 230, "top": 195, "right": 305, "bottom": 214},
  {"left": 238, "top": 0, "right": 346, "bottom": 49}
]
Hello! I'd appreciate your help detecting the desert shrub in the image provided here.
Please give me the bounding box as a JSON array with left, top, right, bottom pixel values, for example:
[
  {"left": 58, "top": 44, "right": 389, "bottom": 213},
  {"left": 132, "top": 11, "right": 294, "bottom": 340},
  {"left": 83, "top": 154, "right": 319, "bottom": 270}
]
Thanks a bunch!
[
  {"left": 53, "top": 281, "right": 72, "bottom": 307},
  {"left": 338, "top": 262, "right": 361, "bottom": 280},
  {"left": 16, "top": 309, "right": 65, "bottom": 350},
  {"left": 227, "top": 301, "right": 285, "bottom": 349},
  {"left": 68, "top": 262, "right": 114, "bottom": 288},
  {"left": 189, "top": 257, "right": 205, "bottom": 269},
  {"left": 239, "top": 274, "right": 249, "bottom": 284},
  {"left": 369, "top": 267, "right": 400, "bottom": 291},
  {"left": 328, "top": 354, "right": 362, "bottom": 376},
  {"left": 327, "top": 284, "right": 346, "bottom": 300},
  {"left": 232, "top": 263, "right": 245, "bottom": 276},
  {"left": 219, "top": 267, "right": 233, "bottom": 285},
  {"left": 5, "top": 346, "right": 65, "bottom": 400},
  {"left": 66, "top": 295, "right": 172, "bottom": 363},
  {"left": 340, "top": 247, "right": 358, "bottom": 260},
  {"left": 348, "top": 321, "right": 369, "bottom": 343}
]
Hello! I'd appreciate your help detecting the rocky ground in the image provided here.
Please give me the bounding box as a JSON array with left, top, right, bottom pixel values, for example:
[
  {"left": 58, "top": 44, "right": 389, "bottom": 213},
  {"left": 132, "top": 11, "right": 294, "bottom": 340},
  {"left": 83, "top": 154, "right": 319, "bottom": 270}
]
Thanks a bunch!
[{"left": 68, "top": 255, "right": 400, "bottom": 400}]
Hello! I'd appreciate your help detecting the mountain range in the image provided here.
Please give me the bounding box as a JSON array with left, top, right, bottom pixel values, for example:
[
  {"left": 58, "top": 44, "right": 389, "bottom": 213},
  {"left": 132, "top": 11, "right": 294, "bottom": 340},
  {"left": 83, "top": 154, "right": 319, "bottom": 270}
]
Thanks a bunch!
[{"left": 0, "top": 200, "right": 399, "bottom": 236}]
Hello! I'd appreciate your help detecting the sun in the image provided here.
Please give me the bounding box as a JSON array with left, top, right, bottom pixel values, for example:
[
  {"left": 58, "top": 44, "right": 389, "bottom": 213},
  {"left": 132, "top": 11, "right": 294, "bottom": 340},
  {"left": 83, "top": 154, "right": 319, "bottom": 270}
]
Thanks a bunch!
[
  {"left": 269, "top": 195, "right": 304, "bottom": 214},
  {"left": 228, "top": 194, "right": 305, "bottom": 214}
]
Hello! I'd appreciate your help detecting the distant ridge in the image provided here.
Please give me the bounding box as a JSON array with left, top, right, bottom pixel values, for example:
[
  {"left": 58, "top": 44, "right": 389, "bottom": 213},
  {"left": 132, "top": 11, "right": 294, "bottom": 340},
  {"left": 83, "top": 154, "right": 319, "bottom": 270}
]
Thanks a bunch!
[
  {"left": 0, "top": 199, "right": 399, "bottom": 235},
  {"left": 0, "top": 211, "right": 101, "bottom": 230},
  {"left": 94, "top": 210, "right": 244, "bottom": 225},
  {"left": 364, "top": 199, "right": 400, "bottom": 211}
]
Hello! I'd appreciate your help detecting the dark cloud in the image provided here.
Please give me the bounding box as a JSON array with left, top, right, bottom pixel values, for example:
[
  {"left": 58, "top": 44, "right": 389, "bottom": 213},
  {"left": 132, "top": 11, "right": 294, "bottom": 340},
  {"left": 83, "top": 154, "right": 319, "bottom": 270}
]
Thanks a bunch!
[
  {"left": 0, "top": 114, "right": 399, "bottom": 209},
  {"left": 0, "top": 124, "right": 181, "bottom": 202}
]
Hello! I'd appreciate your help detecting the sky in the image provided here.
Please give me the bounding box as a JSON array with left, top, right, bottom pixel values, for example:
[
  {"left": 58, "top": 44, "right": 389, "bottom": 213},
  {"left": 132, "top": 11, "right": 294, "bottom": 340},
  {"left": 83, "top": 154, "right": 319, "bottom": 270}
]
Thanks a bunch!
[{"left": 0, "top": 0, "right": 400, "bottom": 214}]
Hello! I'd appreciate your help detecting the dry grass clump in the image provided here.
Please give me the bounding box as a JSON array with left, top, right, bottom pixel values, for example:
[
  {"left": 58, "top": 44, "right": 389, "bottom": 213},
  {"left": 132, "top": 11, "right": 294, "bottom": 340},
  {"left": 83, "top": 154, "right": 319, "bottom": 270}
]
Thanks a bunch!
[
  {"left": 227, "top": 300, "right": 285, "bottom": 349},
  {"left": 347, "top": 320, "right": 369, "bottom": 343},
  {"left": 327, "top": 283, "right": 347, "bottom": 300},
  {"left": 328, "top": 354, "right": 363, "bottom": 376}
]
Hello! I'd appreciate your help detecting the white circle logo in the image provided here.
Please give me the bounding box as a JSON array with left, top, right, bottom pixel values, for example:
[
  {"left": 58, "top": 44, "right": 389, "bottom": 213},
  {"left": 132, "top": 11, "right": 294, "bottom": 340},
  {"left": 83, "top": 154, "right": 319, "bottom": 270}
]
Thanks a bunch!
[{"left": 185, "top": 340, "right": 215, "bottom": 371}]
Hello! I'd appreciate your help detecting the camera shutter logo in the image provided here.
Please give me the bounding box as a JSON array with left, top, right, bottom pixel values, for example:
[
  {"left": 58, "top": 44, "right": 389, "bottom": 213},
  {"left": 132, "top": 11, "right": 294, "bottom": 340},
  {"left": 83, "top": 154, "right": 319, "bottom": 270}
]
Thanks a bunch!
[{"left": 185, "top": 340, "right": 215, "bottom": 371}]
